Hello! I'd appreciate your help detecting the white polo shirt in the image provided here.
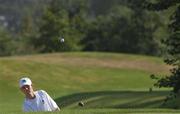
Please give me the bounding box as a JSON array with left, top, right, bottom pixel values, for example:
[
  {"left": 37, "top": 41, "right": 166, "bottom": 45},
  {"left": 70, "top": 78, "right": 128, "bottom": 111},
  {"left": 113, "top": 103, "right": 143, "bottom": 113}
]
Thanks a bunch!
[{"left": 23, "top": 90, "right": 60, "bottom": 112}]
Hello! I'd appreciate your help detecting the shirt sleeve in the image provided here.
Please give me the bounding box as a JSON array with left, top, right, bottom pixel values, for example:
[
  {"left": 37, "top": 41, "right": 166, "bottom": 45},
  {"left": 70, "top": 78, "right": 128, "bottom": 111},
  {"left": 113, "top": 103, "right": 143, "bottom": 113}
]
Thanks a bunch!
[
  {"left": 23, "top": 103, "right": 32, "bottom": 112},
  {"left": 41, "top": 90, "right": 60, "bottom": 111}
]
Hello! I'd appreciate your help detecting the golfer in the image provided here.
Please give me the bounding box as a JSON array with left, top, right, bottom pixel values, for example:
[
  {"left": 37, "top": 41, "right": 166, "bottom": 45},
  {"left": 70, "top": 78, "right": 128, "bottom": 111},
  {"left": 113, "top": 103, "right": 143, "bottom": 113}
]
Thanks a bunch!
[{"left": 19, "top": 77, "right": 60, "bottom": 112}]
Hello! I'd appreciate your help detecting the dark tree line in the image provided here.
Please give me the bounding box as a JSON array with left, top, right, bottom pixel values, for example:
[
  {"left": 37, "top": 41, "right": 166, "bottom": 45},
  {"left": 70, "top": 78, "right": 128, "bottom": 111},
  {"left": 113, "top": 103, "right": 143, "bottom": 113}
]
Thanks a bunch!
[
  {"left": 0, "top": 0, "right": 169, "bottom": 56},
  {"left": 82, "top": 0, "right": 161, "bottom": 55},
  {"left": 26, "top": 0, "right": 164, "bottom": 56}
]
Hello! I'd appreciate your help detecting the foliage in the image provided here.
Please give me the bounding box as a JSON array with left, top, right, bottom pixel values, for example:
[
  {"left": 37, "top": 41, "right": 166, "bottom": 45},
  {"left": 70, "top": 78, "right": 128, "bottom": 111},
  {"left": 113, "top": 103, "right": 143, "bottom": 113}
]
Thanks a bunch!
[
  {"left": 0, "top": 0, "right": 170, "bottom": 56},
  {"left": 82, "top": 1, "right": 161, "bottom": 55},
  {"left": 32, "top": 0, "right": 89, "bottom": 52},
  {"left": 0, "top": 27, "right": 14, "bottom": 56},
  {"left": 0, "top": 0, "right": 49, "bottom": 33},
  {"left": 13, "top": 15, "right": 39, "bottom": 55},
  {"left": 146, "top": 0, "right": 180, "bottom": 93}
]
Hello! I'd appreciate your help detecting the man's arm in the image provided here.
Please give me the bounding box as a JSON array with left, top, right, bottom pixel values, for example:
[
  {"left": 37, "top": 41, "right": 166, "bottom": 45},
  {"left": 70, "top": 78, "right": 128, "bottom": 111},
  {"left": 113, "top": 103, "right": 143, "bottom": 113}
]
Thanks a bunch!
[
  {"left": 41, "top": 90, "right": 60, "bottom": 111},
  {"left": 55, "top": 107, "right": 60, "bottom": 111}
]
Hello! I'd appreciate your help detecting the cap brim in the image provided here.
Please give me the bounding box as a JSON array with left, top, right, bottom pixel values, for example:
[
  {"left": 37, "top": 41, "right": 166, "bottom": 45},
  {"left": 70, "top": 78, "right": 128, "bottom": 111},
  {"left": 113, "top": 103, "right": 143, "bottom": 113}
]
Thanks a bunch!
[{"left": 20, "top": 83, "right": 31, "bottom": 88}]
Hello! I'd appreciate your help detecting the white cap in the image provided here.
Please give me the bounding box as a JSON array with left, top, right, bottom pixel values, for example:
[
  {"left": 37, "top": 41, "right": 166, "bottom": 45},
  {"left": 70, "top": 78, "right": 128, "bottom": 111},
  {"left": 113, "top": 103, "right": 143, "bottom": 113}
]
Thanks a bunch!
[{"left": 19, "top": 77, "right": 32, "bottom": 88}]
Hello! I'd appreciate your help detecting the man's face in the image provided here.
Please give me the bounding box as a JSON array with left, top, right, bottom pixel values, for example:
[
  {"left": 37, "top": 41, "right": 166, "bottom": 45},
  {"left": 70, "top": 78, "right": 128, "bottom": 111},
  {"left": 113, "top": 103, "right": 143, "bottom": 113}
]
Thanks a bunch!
[{"left": 20, "top": 85, "right": 33, "bottom": 95}]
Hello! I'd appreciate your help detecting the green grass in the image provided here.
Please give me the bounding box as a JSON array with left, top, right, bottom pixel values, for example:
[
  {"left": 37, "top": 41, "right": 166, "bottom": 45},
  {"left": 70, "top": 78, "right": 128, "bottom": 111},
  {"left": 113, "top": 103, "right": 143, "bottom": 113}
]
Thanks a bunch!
[
  {"left": 4, "top": 109, "right": 180, "bottom": 114},
  {"left": 0, "top": 52, "right": 178, "bottom": 113}
]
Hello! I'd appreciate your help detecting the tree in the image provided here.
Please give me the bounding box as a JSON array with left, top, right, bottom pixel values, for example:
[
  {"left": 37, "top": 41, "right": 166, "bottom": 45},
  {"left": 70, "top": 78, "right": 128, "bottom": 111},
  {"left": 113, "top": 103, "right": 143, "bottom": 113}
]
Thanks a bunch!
[
  {"left": 14, "top": 14, "right": 38, "bottom": 55},
  {"left": 82, "top": 0, "right": 161, "bottom": 55},
  {"left": 146, "top": 0, "right": 180, "bottom": 93},
  {"left": 33, "top": 0, "right": 88, "bottom": 52},
  {"left": 0, "top": 26, "right": 14, "bottom": 56}
]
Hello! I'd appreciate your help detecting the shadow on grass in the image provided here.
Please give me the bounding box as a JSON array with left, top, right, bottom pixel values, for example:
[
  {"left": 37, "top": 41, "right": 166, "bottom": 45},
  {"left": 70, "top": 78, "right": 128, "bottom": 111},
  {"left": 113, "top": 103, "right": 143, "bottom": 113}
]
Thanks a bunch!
[{"left": 55, "top": 90, "right": 170, "bottom": 109}]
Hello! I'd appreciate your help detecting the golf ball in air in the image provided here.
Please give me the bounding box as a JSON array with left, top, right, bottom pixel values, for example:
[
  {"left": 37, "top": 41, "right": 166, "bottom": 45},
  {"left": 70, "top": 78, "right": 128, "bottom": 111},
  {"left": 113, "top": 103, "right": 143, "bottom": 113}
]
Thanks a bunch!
[{"left": 60, "top": 38, "right": 64, "bottom": 43}]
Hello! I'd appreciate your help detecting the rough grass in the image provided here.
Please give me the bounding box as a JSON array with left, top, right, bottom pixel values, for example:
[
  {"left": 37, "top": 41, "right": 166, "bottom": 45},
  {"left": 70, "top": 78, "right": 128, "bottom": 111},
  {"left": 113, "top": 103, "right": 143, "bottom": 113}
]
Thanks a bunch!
[{"left": 0, "top": 52, "right": 177, "bottom": 113}]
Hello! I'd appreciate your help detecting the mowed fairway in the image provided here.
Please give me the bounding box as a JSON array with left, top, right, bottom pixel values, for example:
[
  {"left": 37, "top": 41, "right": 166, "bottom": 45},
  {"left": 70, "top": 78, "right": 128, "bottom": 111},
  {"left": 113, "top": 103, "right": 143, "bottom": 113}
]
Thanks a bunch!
[{"left": 0, "top": 52, "right": 179, "bottom": 114}]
